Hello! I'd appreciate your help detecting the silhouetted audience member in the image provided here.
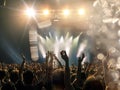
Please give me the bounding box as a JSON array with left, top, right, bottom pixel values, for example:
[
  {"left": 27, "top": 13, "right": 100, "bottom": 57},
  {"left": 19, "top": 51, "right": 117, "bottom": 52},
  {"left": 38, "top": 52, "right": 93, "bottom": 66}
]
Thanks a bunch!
[
  {"left": 83, "top": 76, "right": 104, "bottom": 90},
  {"left": 0, "top": 50, "right": 114, "bottom": 90},
  {"left": 0, "top": 70, "right": 6, "bottom": 86},
  {"left": 52, "top": 69, "right": 65, "bottom": 90},
  {"left": 22, "top": 70, "right": 34, "bottom": 90},
  {"left": 60, "top": 50, "right": 74, "bottom": 90},
  {"left": 72, "top": 53, "right": 86, "bottom": 90},
  {"left": 10, "top": 71, "right": 19, "bottom": 84},
  {"left": 1, "top": 82, "right": 16, "bottom": 90}
]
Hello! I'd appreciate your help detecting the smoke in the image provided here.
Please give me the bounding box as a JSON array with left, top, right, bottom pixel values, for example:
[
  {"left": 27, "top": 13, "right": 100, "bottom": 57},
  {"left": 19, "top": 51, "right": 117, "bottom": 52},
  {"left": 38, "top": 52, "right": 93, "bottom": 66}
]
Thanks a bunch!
[
  {"left": 1, "top": 38, "right": 22, "bottom": 64},
  {"left": 37, "top": 32, "right": 82, "bottom": 65},
  {"left": 28, "top": 0, "right": 120, "bottom": 87},
  {"left": 88, "top": 0, "right": 120, "bottom": 89}
]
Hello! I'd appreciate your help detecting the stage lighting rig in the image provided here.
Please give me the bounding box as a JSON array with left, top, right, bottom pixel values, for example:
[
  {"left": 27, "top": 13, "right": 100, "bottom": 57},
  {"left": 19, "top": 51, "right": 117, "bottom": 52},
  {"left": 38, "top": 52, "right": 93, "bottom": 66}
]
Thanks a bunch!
[{"left": 24, "top": 7, "right": 87, "bottom": 24}]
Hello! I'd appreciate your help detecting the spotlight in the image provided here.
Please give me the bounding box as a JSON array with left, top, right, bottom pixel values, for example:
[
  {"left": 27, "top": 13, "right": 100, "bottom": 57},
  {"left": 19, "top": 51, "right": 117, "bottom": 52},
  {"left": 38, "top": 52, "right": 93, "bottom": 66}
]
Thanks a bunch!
[
  {"left": 63, "top": 9, "right": 70, "bottom": 16},
  {"left": 78, "top": 8, "right": 85, "bottom": 15},
  {"left": 25, "top": 8, "right": 36, "bottom": 17},
  {"left": 43, "top": 9, "right": 49, "bottom": 15}
]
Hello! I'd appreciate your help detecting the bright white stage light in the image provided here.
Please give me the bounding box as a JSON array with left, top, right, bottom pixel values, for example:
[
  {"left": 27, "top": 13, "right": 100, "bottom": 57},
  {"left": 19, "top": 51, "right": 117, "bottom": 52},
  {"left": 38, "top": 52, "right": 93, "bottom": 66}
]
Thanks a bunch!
[
  {"left": 38, "top": 44, "right": 46, "bottom": 58},
  {"left": 78, "top": 8, "right": 85, "bottom": 15},
  {"left": 77, "top": 40, "right": 87, "bottom": 57},
  {"left": 25, "top": 8, "right": 36, "bottom": 17},
  {"left": 38, "top": 33, "right": 80, "bottom": 59},
  {"left": 43, "top": 9, "right": 49, "bottom": 15},
  {"left": 63, "top": 9, "right": 70, "bottom": 16}
]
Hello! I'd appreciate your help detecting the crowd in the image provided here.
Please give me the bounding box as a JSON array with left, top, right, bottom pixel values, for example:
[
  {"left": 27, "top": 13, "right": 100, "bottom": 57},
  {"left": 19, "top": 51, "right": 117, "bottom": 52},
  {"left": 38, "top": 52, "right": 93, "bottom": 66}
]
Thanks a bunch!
[{"left": 0, "top": 50, "right": 117, "bottom": 90}]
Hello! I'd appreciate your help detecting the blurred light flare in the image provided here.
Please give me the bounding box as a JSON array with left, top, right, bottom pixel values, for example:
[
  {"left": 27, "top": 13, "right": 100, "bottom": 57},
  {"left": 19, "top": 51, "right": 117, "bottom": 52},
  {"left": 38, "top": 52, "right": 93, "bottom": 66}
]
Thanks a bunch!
[
  {"left": 97, "top": 53, "right": 105, "bottom": 60},
  {"left": 43, "top": 9, "right": 49, "bottom": 15},
  {"left": 24, "top": 7, "right": 87, "bottom": 20},
  {"left": 25, "top": 8, "right": 36, "bottom": 17},
  {"left": 78, "top": 8, "right": 85, "bottom": 15},
  {"left": 63, "top": 9, "right": 70, "bottom": 16},
  {"left": 109, "top": 47, "right": 116, "bottom": 54}
]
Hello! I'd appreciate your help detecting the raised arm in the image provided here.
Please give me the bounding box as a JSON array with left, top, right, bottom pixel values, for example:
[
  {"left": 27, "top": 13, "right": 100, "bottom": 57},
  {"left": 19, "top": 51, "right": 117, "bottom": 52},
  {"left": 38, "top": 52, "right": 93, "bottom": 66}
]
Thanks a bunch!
[
  {"left": 77, "top": 53, "right": 85, "bottom": 82},
  {"left": 45, "top": 51, "right": 50, "bottom": 66},
  {"left": 53, "top": 54, "right": 63, "bottom": 68},
  {"left": 60, "top": 50, "right": 74, "bottom": 90},
  {"left": 19, "top": 54, "right": 26, "bottom": 80},
  {"left": 21, "top": 54, "right": 26, "bottom": 69}
]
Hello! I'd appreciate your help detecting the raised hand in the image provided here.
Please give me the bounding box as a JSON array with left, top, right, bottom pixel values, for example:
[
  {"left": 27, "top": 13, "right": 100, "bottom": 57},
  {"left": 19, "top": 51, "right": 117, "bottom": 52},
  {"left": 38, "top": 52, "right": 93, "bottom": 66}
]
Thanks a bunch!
[
  {"left": 81, "top": 53, "right": 85, "bottom": 59},
  {"left": 78, "top": 53, "right": 85, "bottom": 63},
  {"left": 21, "top": 53, "right": 26, "bottom": 64},
  {"left": 60, "top": 50, "right": 69, "bottom": 62}
]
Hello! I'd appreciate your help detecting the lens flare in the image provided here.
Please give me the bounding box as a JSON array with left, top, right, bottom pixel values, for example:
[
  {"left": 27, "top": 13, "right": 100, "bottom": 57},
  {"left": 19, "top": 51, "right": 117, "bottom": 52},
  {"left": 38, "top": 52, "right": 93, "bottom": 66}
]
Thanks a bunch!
[
  {"left": 63, "top": 9, "right": 70, "bottom": 16},
  {"left": 43, "top": 9, "right": 49, "bottom": 15},
  {"left": 97, "top": 53, "right": 105, "bottom": 60},
  {"left": 78, "top": 8, "right": 85, "bottom": 15},
  {"left": 25, "top": 8, "right": 36, "bottom": 17},
  {"left": 109, "top": 47, "right": 116, "bottom": 54}
]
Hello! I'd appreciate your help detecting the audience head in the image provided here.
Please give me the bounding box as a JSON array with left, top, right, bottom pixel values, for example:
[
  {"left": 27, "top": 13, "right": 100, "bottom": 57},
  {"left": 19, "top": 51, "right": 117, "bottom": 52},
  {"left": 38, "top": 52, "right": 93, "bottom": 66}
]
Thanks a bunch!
[
  {"left": 23, "top": 70, "right": 34, "bottom": 85},
  {"left": 0, "top": 70, "right": 6, "bottom": 80},
  {"left": 10, "top": 71, "right": 19, "bottom": 83},
  {"left": 1, "top": 82, "right": 16, "bottom": 90},
  {"left": 83, "top": 76, "right": 104, "bottom": 90},
  {"left": 52, "top": 69, "right": 65, "bottom": 90}
]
